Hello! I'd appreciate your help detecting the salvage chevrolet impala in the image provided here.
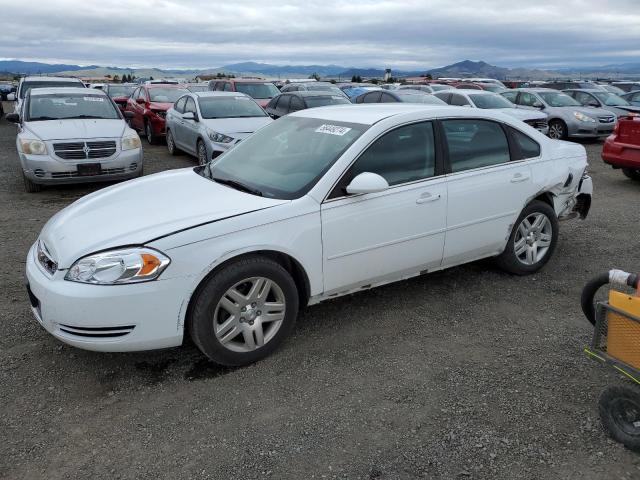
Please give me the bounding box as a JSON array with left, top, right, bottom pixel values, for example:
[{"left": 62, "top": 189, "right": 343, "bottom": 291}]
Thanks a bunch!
[{"left": 25, "top": 104, "right": 592, "bottom": 366}]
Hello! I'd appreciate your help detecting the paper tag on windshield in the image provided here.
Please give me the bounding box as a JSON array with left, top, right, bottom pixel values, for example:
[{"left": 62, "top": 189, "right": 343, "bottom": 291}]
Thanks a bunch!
[
  {"left": 315, "top": 124, "right": 351, "bottom": 136},
  {"left": 84, "top": 96, "right": 104, "bottom": 102}
]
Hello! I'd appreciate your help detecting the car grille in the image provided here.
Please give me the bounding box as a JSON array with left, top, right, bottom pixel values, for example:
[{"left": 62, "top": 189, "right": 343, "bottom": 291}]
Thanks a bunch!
[
  {"left": 598, "top": 116, "right": 615, "bottom": 124},
  {"left": 50, "top": 167, "right": 126, "bottom": 178},
  {"left": 53, "top": 140, "right": 117, "bottom": 160},
  {"left": 57, "top": 324, "right": 136, "bottom": 338},
  {"left": 524, "top": 119, "right": 548, "bottom": 130}
]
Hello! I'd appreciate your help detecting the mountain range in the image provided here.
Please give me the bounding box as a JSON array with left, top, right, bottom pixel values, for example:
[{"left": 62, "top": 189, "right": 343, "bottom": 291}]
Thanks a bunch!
[{"left": 1, "top": 59, "right": 639, "bottom": 80}]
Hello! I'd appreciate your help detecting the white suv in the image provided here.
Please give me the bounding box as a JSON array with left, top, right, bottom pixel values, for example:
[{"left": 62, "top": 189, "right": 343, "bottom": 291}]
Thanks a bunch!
[
  {"left": 14, "top": 76, "right": 85, "bottom": 114},
  {"left": 25, "top": 104, "right": 592, "bottom": 365},
  {"left": 7, "top": 87, "right": 143, "bottom": 192}
]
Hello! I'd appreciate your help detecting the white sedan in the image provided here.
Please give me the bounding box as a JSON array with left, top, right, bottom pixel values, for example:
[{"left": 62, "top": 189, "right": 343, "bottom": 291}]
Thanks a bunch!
[{"left": 26, "top": 105, "right": 592, "bottom": 366}]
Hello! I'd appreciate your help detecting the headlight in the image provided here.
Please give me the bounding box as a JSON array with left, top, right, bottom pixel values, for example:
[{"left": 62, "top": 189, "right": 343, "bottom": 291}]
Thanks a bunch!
[
  {"left": 19, "top": 138, "right": 47, "bottom": 155},
  {"left": 121, "top": 134, "right": 141, "bottom": 151},
  {"left": 207, "top": 130, "right": 234, "bottom": 143},
  {"left": 574, "top": 112, "right": 596, "bottom": 123},
  {"left": 65, "top": 248, "right": 170, "bottom": 285}
]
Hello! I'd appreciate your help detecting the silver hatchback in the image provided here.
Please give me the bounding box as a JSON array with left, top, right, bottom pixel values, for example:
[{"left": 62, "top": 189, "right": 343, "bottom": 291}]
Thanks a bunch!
[{"left": 165, "top": 92, "right": 272, "bottom": 164}]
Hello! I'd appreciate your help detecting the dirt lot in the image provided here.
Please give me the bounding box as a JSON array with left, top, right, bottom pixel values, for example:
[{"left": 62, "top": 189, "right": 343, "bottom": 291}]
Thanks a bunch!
[{"left": 1, "top": 100, "right": 639, "bottom": 479}]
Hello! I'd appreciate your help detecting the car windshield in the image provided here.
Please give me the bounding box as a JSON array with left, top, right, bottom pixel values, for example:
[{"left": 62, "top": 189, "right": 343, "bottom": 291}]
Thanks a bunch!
[
  {"left": 148, "top": 88, "right": 189, "bottom": 102},
  {"left": 187, "top": 85, "right": 209, "bottom": 92},
  {"left": 198, "top": 96, "right": 267, "bottom": 118},
  {"left": 235, "top": 83, "right": 280, "bottom": 99},
  {"left": 592, "top": 92, "right": 630, "bottom": 106},
  {"left": 106, "top": 85, "right": 135, "bottom": 97},
  {"left": 305, "top": 96, "right": 351, "bottom": 108},
  {"left": 27, "top": 93, "right": 120, "bottom": 121},
  {"left": 20, "top": 80, "right": 84, "bottom": 99},
  {"left": 343, "top": 87, "right": 368, "bottom": 98},
  {"left": 469, "top": 93, "right": 515, "bottom": 109},
  {"left": 537, "top": 92, "right": 581, "bottom": 107},
  {"left": 203, "top": 116, "right": 368, "bottom": 199},
  {"left": 396, "top": 93, "right": 446, "bottom": 104}
]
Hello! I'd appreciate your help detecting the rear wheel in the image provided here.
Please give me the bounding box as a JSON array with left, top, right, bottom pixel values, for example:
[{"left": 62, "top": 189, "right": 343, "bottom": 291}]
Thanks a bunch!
[
  {"left": 197, "top": 139, "right": 208, "bottom": 165},
  {"left": 622, "top": 168, "right": 640, "bottom": 181},
  {"left": 495, "top": 200, "right": 558, "bottom": 275},
  {"left": 548, "top": 120, "right": 567, "bottom": 140},
  {"left": 166, "top": 129, "right": 179, "bottom": 155},
  {"left": 23, "top": 174, "right": 41, "bottom": 193},
  {"left": 599, "top": 385, "right": 640, "bottom": 451},
  {"left": 188, "top": 256, "right": 299, "bottom": 366}
]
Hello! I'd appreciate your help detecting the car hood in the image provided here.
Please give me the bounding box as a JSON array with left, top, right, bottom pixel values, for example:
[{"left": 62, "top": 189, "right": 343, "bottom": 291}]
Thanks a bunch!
[
  {"left": 200, "top": 116, "right": 272, "bottom": 135},
  {"left": 500, "top": 108, "right": 546, "bottom": 121},
  {"left": 24, "top": 119, "right": 126, "bottom": 141},
  {"left": 39, "top": 168, "right": 288, "bottom": 268}
]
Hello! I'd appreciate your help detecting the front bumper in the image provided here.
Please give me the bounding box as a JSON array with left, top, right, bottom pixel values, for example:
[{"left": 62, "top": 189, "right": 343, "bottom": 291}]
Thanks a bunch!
[
  {"left": 568, "top": 120, "right": 615, "bottom": 138},
  {"left": 25, "top": 243, "right": 187, "bottom": 352},
  {"left": 20, "top": 147, "right": 143, "bottom": 185}
]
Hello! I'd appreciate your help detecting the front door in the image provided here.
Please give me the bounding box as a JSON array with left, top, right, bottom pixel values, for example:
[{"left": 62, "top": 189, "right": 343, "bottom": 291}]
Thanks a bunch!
[{"left": 321, "top": 121, "right": 447, "bottom": 294}]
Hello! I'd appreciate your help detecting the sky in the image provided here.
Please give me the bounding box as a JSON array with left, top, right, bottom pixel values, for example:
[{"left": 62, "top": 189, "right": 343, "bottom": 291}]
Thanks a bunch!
[{"left": 0, "top": 0, "right": 638, "bottom": 70}]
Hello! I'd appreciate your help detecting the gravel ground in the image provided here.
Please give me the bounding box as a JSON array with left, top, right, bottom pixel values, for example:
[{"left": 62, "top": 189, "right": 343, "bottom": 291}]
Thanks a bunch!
[{"left": 1, "top": 100, "right": 639, "bottom": 479}]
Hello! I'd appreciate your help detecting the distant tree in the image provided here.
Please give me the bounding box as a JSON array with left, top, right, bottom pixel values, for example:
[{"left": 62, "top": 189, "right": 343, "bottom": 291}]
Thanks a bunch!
[
  {"left": 149, "top": 76, "right": 154, "bottom": 80},
  {"left": 351, "top": 75, "right": 362, "bottom": 83},
  {"left": 105, "top": 74, "right": 111, "bottom": 79},
  {"left": 309, "top": 72, "right": 321, "bottom": 81},
  {"left": 329, "top": 79, "right": 336, "bottom": 84},
  {"left": 112, "top": 74, "right": 120, "bottom": 82},
  {"left": 370, "top": 78, "right": 379, "bottom": 85}
]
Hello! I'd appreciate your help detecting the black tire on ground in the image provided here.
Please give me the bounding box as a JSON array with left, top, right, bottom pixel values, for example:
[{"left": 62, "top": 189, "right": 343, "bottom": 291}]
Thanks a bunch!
[
  {"left": 188, "top": 255, "right": 299, "bottom": 366},
  {"left": 145, "top": 120, "right": 157, "bottom": 145},
  {"left": 23, "top": 174, "right": 41, "bottom": 193},
  {"left": 548, "top": 119, "right": 568, "bottom": 140},
  {"left": 166, "top": 129, "right": 179, "bottom": 156},
  {"left": 599, "top": 384, "right": 640, "bottom": 451},
  {"left": 495, "top": 200, "right": 559, "bottom": 275},
  {"left": 622, "top": 168, "right": 640, "bottom": 181},
  {"left": 197, "top": 139, "right": 208, "bottom": 165}
]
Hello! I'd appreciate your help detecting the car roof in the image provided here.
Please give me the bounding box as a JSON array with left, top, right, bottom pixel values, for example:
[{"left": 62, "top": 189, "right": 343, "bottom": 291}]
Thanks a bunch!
[
  {"left": 282, "top": 91, "right": 346, "bottom": 97},
  {"left": 452, "top": 89, "right": 495, "bottom": 95},
  {"left": 193, "top": 91, "right": 248, "bottom": 98},
  {"left": 144, "top": 84, "right": 187, "bottom": 89},
  {"left": 516, "top": 88, "right": 558, "bottom": 92},
  {"left": 21, "top": 76, "right": 83, "bottom": 82},
  {"left": 29, "top": 87, "right": 105, "bottom": 96},
  {"left": 290, "top": 104, "right": 506, "bottom": 125},
  {"left": 227, "top": 79, "right": 271, "bottom": 83},
  {"left": 563, "top": 88, "right": 603, "bottom": 92}
]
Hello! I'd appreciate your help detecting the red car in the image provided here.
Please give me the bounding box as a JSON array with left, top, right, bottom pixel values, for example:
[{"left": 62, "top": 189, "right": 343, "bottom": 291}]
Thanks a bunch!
[
  {"left": 208, "top": 79, "right": 280, "bottom": 108},
  {"left": 125, "top": 84, "right": 189, "bottom": 144},
  {"left": 104, "top": 83, "right": 137, "bottom": 114},
  {"left": 602, "top": 114, "right": 640, "bottom": 180}
]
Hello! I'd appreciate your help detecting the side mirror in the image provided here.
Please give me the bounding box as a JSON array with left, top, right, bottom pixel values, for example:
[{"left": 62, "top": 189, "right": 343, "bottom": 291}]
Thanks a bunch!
[
  {"left": 345, "top": 172, "right": 389, "bottom": 195},
  {"left": 533, "top": 103, "right": 544, "bottom": 109},
  {"left": 136, "top": 97, "right": 146, "bottom": 104},
  {"left": 124, "top": 111, "right": 135, "bottom": 119},
  {"left": 182, "top": 111, "right": 197, "bottom": 121},
  {"left": 588, "top": 101, "right": 600, "bottom": 108},
  {"left": 5, "top": 113, "right": 20, "bottom": 123}
]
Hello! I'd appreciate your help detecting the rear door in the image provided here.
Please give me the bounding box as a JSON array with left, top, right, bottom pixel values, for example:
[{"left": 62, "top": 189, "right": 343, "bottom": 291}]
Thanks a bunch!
[
  {"left": 181, "top": 97, "right": 200, "bottom": 154},
  {"left": 170, "top": 96, "right": 188, "bottom": 149},
  {"left": 440, "top": 118, "right": 538, "bottom": 267}
]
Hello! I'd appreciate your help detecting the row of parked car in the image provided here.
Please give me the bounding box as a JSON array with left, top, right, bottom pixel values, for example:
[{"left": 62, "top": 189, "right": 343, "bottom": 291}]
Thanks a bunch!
[{"left": 4, "top": 74, "right": 640, "bottom": 191}]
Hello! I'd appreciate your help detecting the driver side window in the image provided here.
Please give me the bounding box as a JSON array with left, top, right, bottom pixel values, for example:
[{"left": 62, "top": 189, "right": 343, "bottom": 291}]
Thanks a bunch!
[
  {"left": 519, "top": 92, "right": 540, "bottom": 107},
  {"left": 340, "top": 121, "right": 437, "bottom": 193}
]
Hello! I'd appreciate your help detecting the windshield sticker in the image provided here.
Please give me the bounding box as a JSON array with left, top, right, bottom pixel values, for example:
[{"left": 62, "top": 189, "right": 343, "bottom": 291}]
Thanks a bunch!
[
  {"left": 315, "top": 124, "right": 352, "bottom": 136},
  {"left": 84, "top": 96, "right": 104, "bottom": 102}
]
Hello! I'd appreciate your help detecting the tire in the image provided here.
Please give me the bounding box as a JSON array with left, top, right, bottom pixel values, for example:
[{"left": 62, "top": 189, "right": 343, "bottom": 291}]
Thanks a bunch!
[
  {"left": 196, "top": 139, "right": 208, "bottom": 165},
  {"left": 145, "top": 120, "right": 157, "bottom": 145},
  {"left": 599, "top": 385, "right": 640, "bottom": 451},
  {"left": 23, "top": 174, "right": 41, "bottom": 193},
  {"left": 548, "top": 119, "right": 567, "bottom": 140},
  {"left": 166, "top": 129, "right": 179, "bottom": 156},
  {"left": 188, "top": 255, "right": 299, "bottom": 366},
  {"left": 622, "top": 168, "right": 640, "bottom": 181},
  {"left": 495, "top": 200, "right": 559, "bottom": 275}
]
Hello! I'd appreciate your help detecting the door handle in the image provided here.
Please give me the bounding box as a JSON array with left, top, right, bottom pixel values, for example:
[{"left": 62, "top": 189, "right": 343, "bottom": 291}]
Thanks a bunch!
[
  {"left": 510, "top": 173, "right": 530, "bottom": 183},
  {"left": 416, "top": 192, "right": 441, "bottom": 204}
]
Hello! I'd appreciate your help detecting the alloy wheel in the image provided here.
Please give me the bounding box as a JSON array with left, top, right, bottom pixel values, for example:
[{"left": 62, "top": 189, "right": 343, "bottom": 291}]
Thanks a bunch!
[
  {"left": 514, "top": 212, "right": 552, "bottom": 265},
  {"left": 213, "top": 277, "right": 286, "bottom": 353},
  {"left": 198, "top": 142, "right": 208, "bottom": 165},
  {"left": 548, "top": 122, "right": 564, "bottom": 140},
  {"left": 167, "top": 130, "right": 175, "bottom": 153}
]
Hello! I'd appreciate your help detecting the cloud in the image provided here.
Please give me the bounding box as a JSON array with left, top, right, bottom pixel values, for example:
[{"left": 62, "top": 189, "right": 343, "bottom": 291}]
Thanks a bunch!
[{"left": 0, "top": 0, "right": 637, "bottom": 69}]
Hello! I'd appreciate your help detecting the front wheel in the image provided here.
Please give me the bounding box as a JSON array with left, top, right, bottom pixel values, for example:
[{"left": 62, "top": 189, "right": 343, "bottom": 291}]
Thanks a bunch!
[
  {"left": 145, "top": 121, "right": 157, "bottom": 145},
  {"left": 188, "top": 256, "right": 299, "bottom": 366},
  {"left": 622, "top": 168, "right": 640, "bottom": 181},
  {"left": 166, "top": 129, "right": 179, "bottom": 156},
  {"left": 548, "top": 120, "right": 567, "bottom": 140},
  {"left": 599, "top": 385, "right": 640, "bottom": 451},
  {"left": 197, "top": 139, "right": 208, "bottom": 165},
  {"left": 495, "top": 200, "right": 559, "bottom": 275}
]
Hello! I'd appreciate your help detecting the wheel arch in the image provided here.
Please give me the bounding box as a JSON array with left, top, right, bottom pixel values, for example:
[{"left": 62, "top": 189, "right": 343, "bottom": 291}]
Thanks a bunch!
[{"left": 183, "top": 249, "right": 311, "bottom": 334}]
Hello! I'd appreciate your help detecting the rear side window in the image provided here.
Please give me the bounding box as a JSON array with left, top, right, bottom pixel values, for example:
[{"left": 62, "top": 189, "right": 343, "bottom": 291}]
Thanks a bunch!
[
  {"left": 348, "top": 121, "right": 436, "bottom": 186},
  {"left": 443, "top": 119, "right": 510, "bottom": 172},
  {"left": 276, "top": 95, "right": 291, "bottom": 114},
  {"left": 223, "top": 83, "right": 233, "bottom": 92},
  {"left": 380, "top": 93, "right": 396, "bottom": 103},
  {"left": 510, "top": 128, "right": 541, "bottom": 160},
  {"left": 362, "top": 91, "right": 382, "bottom": 103},
  {"left": 289, "top": 96, "right": 305, "bottom": 111},
  {"left": 450, "top": 94, "right": 470, "bottom": 106}
]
